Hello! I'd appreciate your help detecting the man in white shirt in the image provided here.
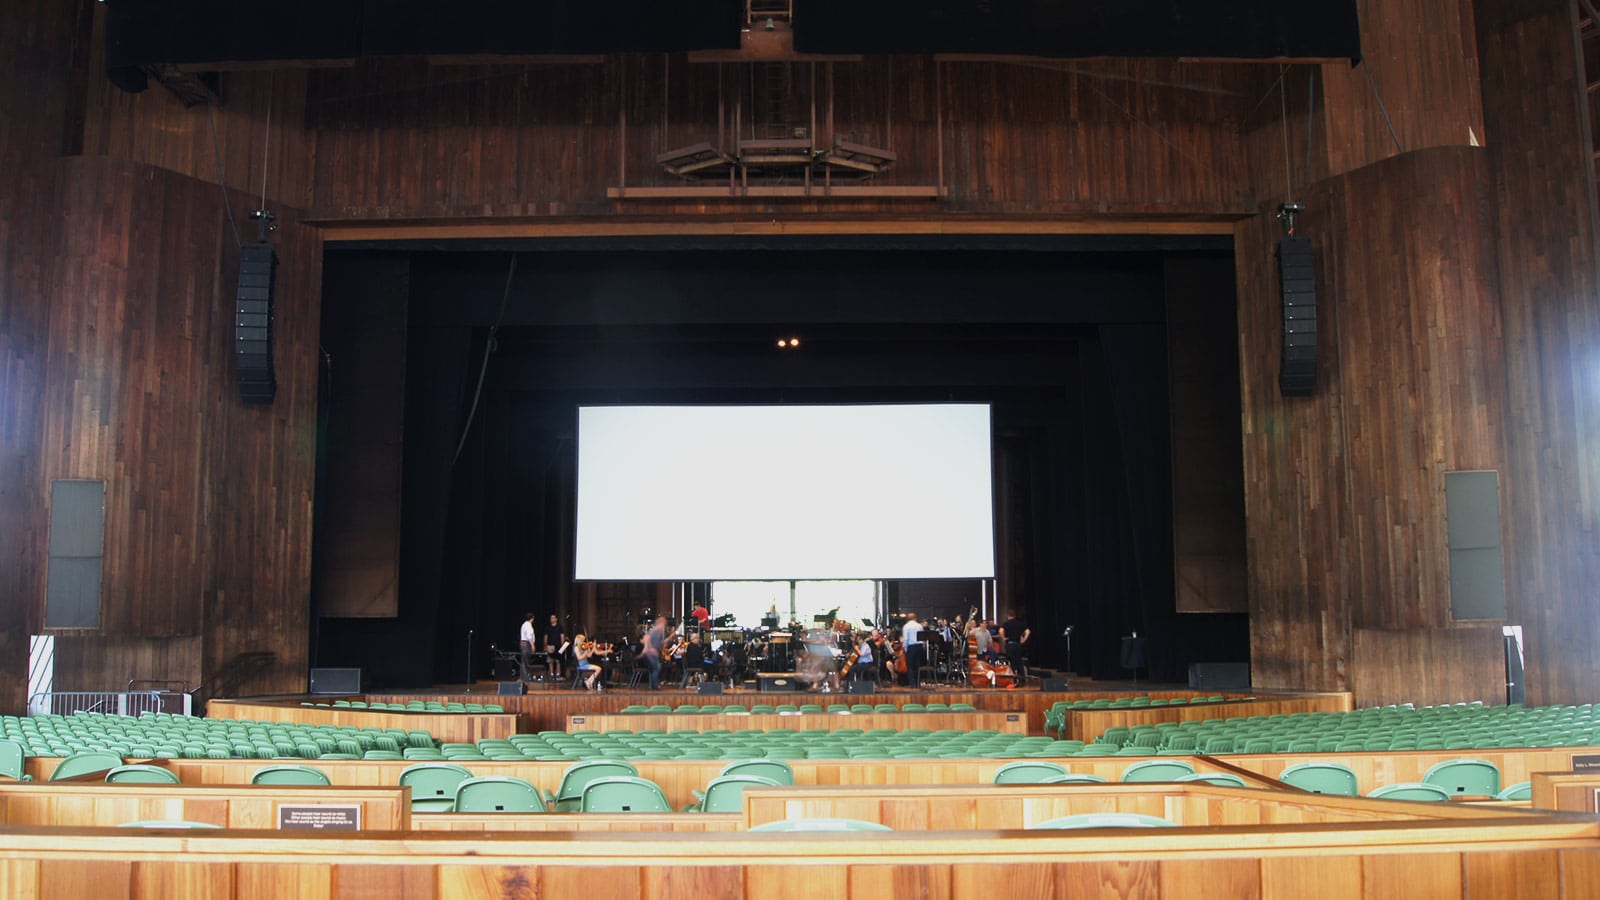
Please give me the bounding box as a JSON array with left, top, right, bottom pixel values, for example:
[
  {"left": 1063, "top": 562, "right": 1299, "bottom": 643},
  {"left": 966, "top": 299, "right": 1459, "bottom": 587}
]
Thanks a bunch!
[
  {"left": 901, "top": 612, "right": 926, "bottom": 689},
  {"left": 519, "top": 612, "right": 537, "bottom": 681}
]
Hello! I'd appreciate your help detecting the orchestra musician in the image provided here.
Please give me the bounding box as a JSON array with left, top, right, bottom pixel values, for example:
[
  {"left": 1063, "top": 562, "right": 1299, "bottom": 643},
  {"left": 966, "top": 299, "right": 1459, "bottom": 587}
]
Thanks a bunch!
[
  {"left": 572, "top": 633, "right": 603, "bottom": 691},
  {"left": 852, "top": 630, "right": 876, "bottom": 682},
  {"left": 901, "top": 612, "right": 927, "bottom": 689},
  {"left": 870, "top": 630, "right": 894, "bottom": 684}
]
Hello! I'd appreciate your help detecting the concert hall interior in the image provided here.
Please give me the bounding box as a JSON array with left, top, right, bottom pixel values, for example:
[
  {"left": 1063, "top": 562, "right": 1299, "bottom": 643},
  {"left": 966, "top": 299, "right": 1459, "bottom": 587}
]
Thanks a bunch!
[{"left": 3, "top": 1, "right": 1600, "bottom": 897}]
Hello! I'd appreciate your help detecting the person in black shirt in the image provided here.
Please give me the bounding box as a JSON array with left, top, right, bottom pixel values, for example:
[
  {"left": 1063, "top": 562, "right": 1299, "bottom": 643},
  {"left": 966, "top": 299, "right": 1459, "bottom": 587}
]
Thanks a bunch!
[
  {"left": 542, "top": 614, "right": 566, "bottom": 679},
  {"left": 999, "top": 611, "right": 1031, "bottom": 677}
]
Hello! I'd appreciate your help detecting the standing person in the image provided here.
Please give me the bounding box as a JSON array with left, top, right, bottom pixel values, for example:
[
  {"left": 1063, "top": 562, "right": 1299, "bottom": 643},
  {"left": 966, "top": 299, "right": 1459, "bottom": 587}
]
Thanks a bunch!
[
  {"left": 542, "top": 614, "right": 566, "bottom": 680},
  {"left": 690, "top": 601, "right": 710, "bottom": 631},
  {"left": 519, "top": 612, "right": 537, "bottom": 682},
  {"left": 972, "top": 618, "right": 996, "bottom": 661},
  {"left": 1000, "top": 610, "right": 1031, "bottom": 676},
  {"left": 901, "top": 612, "right": 927, "bottom": 689},
  {"left": 640, "top": 615, "right": 670, "bottom": 690}
]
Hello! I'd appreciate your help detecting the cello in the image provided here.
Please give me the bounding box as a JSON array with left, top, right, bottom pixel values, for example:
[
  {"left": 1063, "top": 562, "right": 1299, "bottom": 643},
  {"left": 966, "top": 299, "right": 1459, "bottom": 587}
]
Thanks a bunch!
[{"left": 966, "top": 619, "right": 1015, "bottom": 689}]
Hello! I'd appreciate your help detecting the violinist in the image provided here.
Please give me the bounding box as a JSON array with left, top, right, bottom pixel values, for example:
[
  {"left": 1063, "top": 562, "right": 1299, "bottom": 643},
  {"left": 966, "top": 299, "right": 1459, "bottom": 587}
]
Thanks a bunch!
[
  {"left": 853, "top": 630, "right": 876, "bottom": 683},
  {"left": 573, "top": 633, "right": 603, "bottom": 691}
]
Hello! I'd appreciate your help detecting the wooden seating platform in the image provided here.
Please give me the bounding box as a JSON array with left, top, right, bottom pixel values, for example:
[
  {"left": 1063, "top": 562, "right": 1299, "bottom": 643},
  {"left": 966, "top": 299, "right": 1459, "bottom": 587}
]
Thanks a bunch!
[
  {"left": 566, "top": 710, "right": 1027, "bottom": 733},
  {"left": 0, "top": 781, "right": 408, "bottom": 830},
  {"left": 206, "top": 698, "right": 518, "bottom": 744}
]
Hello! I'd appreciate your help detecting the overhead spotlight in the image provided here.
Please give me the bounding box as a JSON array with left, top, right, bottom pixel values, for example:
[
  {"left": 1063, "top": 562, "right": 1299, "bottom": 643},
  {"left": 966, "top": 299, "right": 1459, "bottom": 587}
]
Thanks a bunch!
[
  {"left": 788, "top": 336, "right": 800, "bottom": 348},
  {"left": 776, "top": 339, "right": 788, "bottom": 348}
]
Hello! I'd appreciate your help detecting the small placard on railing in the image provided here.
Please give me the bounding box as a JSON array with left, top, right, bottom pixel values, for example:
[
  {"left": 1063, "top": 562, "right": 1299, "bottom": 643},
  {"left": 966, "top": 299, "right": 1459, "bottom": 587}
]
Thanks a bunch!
[
  {"left": 277, "top": 805, "right": 361, "bottom": 831},
  {"left": 1572, "top": 753, "right": 1600, "bottom": 773}
]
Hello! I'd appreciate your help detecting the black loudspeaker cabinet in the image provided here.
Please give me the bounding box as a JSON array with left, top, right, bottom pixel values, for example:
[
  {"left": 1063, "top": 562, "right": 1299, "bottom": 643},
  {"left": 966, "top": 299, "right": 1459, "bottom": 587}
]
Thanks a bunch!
[
  {"left": 846, "top": 680, "right": 877, "bottom": 694},
  {"left": 758, "top": 673, "right": 798, "bottom": 692},
  {"left": 696, "top": 681, "right": 725, "bottom": 695},
  {"left": 308, "top": 667, "right": 361, "bottom": 694},
  {"left": 497, "top": 681, "right": 526, "bottom": 695},
  {"left": 1277, "top": 236, "right": 1317, "bottom": 396},
  {"left": 1188, "top": 662, "right": 1251, "bottom": 690},
  {"left": 236, "top": 242, "right": 277, "bottom": 404},
  {"left": 492, "top": 657, "right": 519, "bottom": 681},
  {"left": 1041, "top": 676, "right": 1072, "bottom": 692}
]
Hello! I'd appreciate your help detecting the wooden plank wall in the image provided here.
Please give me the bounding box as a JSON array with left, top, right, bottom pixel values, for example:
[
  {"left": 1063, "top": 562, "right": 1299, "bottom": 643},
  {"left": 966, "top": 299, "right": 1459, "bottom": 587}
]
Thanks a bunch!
[
  {"left": 1476, "top": 0, "right": 1600, "bottom": 707},
  {"left": 0, "top": 824, "right": 1597, "bottom": 900},
  {"left": 565, "top": 711, "right": 1029, "bottom": 734},
  {"left": 38, "top": 157, "right": 321, "bottom": 698},
  {"left": 739, "top": 783, "right": 1510, "bottom": 830},
  {"left": 0, "top": 783, "right": 408, "bottom": 831},
  {"left": 0, "top": 0, "right": 84, "bottom": 714},
  {"left": 1234, "top": 146, "right": 1510, "bottom": 705},
  {"left": 206, "top": 700, "right": 518, "bottom": 744}
]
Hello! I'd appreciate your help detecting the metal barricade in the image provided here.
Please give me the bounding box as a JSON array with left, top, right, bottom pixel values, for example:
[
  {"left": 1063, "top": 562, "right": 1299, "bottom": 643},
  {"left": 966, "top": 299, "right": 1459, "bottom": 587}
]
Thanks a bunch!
[{"left": 27, "top": 690, "right": 192, "bottom": 717}]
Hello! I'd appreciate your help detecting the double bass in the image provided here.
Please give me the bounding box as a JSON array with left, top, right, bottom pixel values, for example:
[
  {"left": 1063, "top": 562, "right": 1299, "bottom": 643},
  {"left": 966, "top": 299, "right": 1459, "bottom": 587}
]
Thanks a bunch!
[{"left": 966, "top": 621, "right": 1015, "bottom": 689}]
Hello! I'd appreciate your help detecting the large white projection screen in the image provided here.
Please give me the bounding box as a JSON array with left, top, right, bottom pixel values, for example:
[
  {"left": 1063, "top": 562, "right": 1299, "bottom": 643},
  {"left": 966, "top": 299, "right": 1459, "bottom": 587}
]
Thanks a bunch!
[{"left": 575, "top": 404, "right": 996, "bottom": 581}]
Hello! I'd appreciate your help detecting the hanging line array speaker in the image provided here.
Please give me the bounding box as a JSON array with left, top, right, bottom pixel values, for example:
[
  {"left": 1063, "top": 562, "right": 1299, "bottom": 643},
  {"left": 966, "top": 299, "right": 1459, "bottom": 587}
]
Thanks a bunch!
[
  {"left": 237, "top": 242, "right": 277, "bottom": 404},
  {"left": 1277, "top": 236, "right": 1317, "bottom": 397}
]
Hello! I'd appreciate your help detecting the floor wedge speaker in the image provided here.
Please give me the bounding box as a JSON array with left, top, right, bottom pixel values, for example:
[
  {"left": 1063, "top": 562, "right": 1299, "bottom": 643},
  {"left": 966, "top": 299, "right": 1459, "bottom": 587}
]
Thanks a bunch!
[{"left": 309, "top": 667, "right": 361, "bottom": 694}]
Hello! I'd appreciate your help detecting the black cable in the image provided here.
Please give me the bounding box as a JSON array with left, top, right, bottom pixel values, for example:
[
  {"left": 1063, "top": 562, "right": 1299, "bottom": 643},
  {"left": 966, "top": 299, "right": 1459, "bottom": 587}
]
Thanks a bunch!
[
  {"left": 1361, "top": 60, "right": 1404, "bottom": 155},
  {"left": 206, "top": 104, "right": 243, "bottom": 248},
  {"left": 452, "top": 255, "right": 518, "bottom": 466},
  {"left": 1305, "top": 68, "right": 1316, "bottom": 186}
]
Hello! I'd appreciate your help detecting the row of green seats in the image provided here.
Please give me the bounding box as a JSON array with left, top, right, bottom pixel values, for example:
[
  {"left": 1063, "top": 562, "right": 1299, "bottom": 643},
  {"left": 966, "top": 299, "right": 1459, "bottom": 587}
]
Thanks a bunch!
[
  {"left": 480, "top": 729, "right": 1084, "bottom": 761},
  {"left": 1044, "top": 695, "right": 1237, "bottom": 737},
  {"left": 302, "top": 699, "right": 504, "bottom": 713},
  {"left": 1, "top": 713, "right": 441, "bottom": 761},
  {"left": 1081, "top": 702, "right": 1599, "bottom": 755}
]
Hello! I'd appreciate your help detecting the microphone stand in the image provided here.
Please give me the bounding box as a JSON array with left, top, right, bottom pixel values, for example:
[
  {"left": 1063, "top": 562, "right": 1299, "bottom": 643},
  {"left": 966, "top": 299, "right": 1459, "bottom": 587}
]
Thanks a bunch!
[{"left": 466, "top": 629, "right": 474, "bottom": 686}]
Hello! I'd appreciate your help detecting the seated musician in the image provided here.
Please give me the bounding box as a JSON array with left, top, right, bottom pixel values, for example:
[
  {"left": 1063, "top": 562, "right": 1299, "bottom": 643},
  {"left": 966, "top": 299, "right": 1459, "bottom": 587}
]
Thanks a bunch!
[
  {"left": 870, "top": 630, "right": 894, "bottom": 683},
  {"left": 854, "top": 631, "right": 876, "bottom": 680},
  {"left": 572, "top": 633, "right": 603, "bottom": 691},
  {"left": 679, "top": 632, "right": 708, "bottom": 687}
]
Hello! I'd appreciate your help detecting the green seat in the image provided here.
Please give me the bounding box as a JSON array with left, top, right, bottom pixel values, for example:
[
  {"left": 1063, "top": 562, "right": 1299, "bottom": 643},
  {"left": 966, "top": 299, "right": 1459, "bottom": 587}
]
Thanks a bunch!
[
  {"left": 718, "top": 759, "right": 795, "bottom": 785},
  {"left": 1421, "top": 758, "right": 1500, "bottom": 796},
  {"left": 50, "top": 751, "right": 124, "bottom": 781},
  {"left": 399, "top": 762, "right": 475, "bottom": 813},
  {"left": 993, "top": 761, "right": 1069, "bottom": 784},
  {"left": 579, "top": 776, "right": 670, "bottom": 813},
  {"left": 1039, "top": 773, "right": 1107, "bottom": 784},
  {"left": 1120, "top": 760, "right": 1196, "bottom": 783},
  {"left": 0, "top": 739, "right": 32, "bottom": 782},
  {"left": 690, "top": 775, "right": 780, "bottom": 812},
  {"left": 454, "top": 775, "right": 542, "bottom": 813},
  {"left": 1496, "top": 781, "right": 1532, "bottom": 801},
  {"left": 251, "top": 764, "right": 330, "bottom": 786},
  {"left": 105, "top": 764, "right": 180, "bottom": 784},
  {"left": 748, "top": 818, "right": 891, "bottom": 832},
  {"left": 1277, "top": 761, "right": 1359, "bottom": 796},
  {"left": 1174, "top": 772, "right": 1247, "bottom": 788},
  {"left": 1030, "top": 813, "right": 1177, "bottom": 829},
  {"left": 553, "top": 759, "right": 639, "bottom": 811},
  {"left": 1369, "top": 782, "right": 1451, "bottom": 802}
]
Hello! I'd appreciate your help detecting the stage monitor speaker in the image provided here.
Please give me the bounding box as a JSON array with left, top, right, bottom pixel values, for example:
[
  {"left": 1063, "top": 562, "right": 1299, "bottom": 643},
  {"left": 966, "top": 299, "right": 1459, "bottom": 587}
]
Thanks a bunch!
[
  {"left": 846, "top": 680, "right": 877, "bottom": 694},
  {"left": 309, "top": 667, "right": 361, "bottom": 694},
  {"left": 492, "top": 658, "right": 519, "bottom": 681},
  {"left": 1278, "top": 236, "right": 1317, "bottom": 396},
  {"left": 1042, "top": 676, "right": 1071, "bottom": 692},
  {"left": 696, "top": 681, "right": 724, "bottom": 695},
  {"left": 758, "top": 673, "right": 798, "bottom": 692},
  {"left": 236, "top": 242, "right": 277, "bottom": 404},
  {"left": 497, "top": 681, "right": 526, "bottom": 695},
  {"left": 1188, "top": 662, "right": 1251, "bottom": 690}
]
